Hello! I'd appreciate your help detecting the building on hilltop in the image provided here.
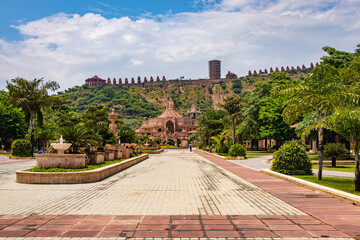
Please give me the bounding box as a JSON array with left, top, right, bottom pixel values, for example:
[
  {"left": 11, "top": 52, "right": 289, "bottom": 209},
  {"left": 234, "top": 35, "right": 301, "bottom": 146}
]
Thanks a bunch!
[
  {"left": 209, "top": 60, "right": 221, "bottom": 79},
  {"left": 186, "top": 104, "right": 202, "bottom": 119},
  {"left": 226, "top": 71, "right": 237, "bottom": 79},
  {"left": 85, "top": 75, "right": 106, "bottom": 87},
  {"left": 135, "top": 98, "right": 198, "bottom": 146}
]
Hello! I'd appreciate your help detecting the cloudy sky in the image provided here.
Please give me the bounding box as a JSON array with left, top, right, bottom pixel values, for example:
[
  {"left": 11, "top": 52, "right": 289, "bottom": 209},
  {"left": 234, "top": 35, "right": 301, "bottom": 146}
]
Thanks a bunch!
[{"left": 0, "top": 0, "right": 359, "bottom": 91}]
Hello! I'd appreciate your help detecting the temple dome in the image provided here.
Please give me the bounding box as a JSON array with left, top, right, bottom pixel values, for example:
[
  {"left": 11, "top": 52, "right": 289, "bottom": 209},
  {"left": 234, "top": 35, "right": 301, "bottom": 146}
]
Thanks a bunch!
[{"left": 158, "top": 98, "right": 182, "bottom": 118}]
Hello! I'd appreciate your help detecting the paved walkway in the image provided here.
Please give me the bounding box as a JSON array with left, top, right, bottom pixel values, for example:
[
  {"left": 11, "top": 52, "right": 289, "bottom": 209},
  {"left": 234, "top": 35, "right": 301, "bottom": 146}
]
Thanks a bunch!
[
  {"left": 0, "top": 150, "right": 301, "bottom": 215},
  {"left": 0, "top": 149, "right": 359, "bottom": 239}
]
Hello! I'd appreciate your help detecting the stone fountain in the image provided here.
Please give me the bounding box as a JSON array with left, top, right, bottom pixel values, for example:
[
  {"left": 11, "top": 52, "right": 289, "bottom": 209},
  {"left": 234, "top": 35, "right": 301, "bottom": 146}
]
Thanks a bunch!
[
  {"left": 36, "top": 136, "right": 85, "bottom": 169},
  {"left": 50, "top": 136, "right": 72, "bottom": 154}
]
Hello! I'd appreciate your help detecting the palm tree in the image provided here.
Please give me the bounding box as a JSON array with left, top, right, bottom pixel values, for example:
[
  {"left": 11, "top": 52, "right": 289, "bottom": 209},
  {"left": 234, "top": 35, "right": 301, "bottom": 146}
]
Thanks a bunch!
[
  {"left": 211, "top": 130, "right": 230, "bottom": 154},
  {"left": 315, "top": 108, "right": 360, "bottom": 191},
  {"left": 274, "top": 63, "right": 358, "bottom": 180},
  {"left": 6, "top": 78, "right": 59, "bottom": 156},
  {"left": 218, "top": 95, "right": 247, "bottom": 145}
]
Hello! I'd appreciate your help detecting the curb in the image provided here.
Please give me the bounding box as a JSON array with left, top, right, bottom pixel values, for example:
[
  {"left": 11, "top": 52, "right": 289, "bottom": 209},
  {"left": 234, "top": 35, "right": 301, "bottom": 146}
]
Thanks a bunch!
[
  {"left": 261, "top": 169, "right": 360, "bottom": 206},
  {"left": 196, "top": 149, "right": 245, "bottom": 160}
]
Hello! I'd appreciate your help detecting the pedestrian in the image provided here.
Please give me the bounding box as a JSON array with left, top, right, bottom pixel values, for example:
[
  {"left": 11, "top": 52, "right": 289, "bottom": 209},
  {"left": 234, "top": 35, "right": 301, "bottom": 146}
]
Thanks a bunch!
[{"left": 189, "top": 143, "right": 192, "bottom": 152}]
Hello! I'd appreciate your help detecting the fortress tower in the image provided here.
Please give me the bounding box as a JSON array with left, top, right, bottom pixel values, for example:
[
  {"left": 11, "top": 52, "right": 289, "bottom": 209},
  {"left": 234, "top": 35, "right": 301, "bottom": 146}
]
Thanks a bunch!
[{"left": 209, "top": 60, "right": 221, "bottom": 79}]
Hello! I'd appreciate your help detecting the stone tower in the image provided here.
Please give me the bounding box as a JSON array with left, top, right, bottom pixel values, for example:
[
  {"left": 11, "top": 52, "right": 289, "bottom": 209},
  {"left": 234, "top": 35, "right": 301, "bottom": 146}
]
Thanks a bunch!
[{"left": 209, "top": 60, "right": 221, "bottom": 79}]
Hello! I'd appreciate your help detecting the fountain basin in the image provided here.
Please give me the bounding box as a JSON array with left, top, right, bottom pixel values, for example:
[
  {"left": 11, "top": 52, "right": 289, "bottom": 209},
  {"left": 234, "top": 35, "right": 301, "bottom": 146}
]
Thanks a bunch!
[
  {"left": 51, "top": 143, "right": 72, "bottom": 154},
  {"left": 36, "top": 154, "right": 85, "bottom": 169}
]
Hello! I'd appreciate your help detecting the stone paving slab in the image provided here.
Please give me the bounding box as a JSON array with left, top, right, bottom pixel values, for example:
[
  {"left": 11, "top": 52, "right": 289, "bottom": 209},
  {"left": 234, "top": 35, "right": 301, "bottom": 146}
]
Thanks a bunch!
[
  {"left": 0, "top": 215, "right": 352, "bottom": 238},
  {"left": 0, "top": 150, "right": 303, "bottom": 215},
  {"left": 194, "top": 150, "right": 360, "bottom": 239}
]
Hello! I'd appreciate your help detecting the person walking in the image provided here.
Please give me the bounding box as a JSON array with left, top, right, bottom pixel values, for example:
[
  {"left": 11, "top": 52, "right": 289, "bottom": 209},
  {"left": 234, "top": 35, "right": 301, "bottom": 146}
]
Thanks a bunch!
[{"left": 189, "top": 143, "right": 192, "bottom": 152}]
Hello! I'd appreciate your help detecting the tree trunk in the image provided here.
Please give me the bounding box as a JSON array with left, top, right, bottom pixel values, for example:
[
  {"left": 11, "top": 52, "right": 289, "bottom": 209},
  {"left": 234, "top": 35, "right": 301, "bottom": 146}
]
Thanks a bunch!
[
  {"left": 318, "top": 127, "right": 324, "bottom": 180},
  {"left": 30, "top": 112, "right": 35, "bottom": 157},
  {"left": 232, "top": 120, "right": 235, "bottom": 145},
  {"left": 331, "top": 157, "right": 336, "bottom": 167},
  {"left": 355, "top": 144, "right": 360, "bottom": 192},
  {"left": 265, "top": 138, "right": 267, "bottom": 151}
]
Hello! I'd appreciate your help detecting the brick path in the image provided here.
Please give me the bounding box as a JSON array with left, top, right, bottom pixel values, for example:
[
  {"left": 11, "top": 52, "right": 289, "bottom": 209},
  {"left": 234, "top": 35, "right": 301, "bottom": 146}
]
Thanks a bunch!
[{"left": 0, "top": 149, "right": 358, "bottom": 239}]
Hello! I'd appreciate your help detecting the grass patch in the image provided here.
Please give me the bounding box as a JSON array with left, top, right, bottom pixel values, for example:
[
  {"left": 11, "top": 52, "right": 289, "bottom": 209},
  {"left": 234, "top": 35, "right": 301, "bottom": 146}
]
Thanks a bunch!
[
  {"left": 308, "top": 154, "right": 354, "bottom": 161},
  {"left": 161, "top": 146, "right": 182, "bottom": 149},
  {"left": 312, "top": 164, "right": 355, "bottom": 173},
  {"left": 143, "top": 149, "right": 162, "bottom": 152},
  {"left": 293, "top": 175, "right": 360, "bottom": 196},
  {"left": 0, "top": 153, "right": 12, "bottom": 157}
]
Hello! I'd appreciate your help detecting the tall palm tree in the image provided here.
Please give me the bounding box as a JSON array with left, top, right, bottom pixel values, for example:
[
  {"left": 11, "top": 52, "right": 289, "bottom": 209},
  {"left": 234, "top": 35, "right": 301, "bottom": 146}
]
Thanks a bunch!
[
  {"left": 274, "top": 64, "right": 359, "bottom": 180},
  {"left": 6, "top": 78, "right": 59, "bottom": 156},
  {"left": 218, "top": 95, "right": 247, "bottom": 145}
]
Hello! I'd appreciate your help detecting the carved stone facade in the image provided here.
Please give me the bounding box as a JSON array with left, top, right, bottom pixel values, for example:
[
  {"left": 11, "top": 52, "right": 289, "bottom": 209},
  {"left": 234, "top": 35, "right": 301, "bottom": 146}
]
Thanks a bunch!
[{"left": 135, "top": 99, "right": 198, "bottom": 146}]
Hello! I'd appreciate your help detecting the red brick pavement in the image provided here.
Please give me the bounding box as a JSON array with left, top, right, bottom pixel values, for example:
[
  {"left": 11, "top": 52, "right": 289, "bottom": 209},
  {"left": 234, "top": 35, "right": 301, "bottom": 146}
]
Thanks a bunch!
[
  {"left": 195, "top": 150, "right": 360, "bottom": 238},
  {"left": 0, "top": 214, "right": 352, "bottom": 238},
  {"left": 0, "top": 151, "right": 359, "bottom": 238}
]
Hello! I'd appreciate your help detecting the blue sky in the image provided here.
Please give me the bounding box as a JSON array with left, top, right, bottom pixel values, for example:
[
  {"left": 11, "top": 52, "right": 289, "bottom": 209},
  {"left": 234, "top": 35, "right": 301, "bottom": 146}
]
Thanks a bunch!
[
  {"left": 0, "top": 0, "right": 359, "bottom": 90},
  {"left": 0, "top": 0, "right": 204, "bottom": 41}
]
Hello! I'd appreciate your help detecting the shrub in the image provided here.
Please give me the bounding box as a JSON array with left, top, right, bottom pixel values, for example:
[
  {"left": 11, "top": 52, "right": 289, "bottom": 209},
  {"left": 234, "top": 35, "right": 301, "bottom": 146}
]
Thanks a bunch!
[
  {"left": 11, "top": 139, "right": 32, "bottom": 157},
  {"left": 271, "top": 141, "right": 312, "bottom": 175},
  {"left": 324, "top": 143, "right": 348, "bottom": 167},
  {"left": 198, "top": 142, "right": 204, "bottom": 149},
  {"left": 228, "top": 144, "right": 246, "bottom": 157}
]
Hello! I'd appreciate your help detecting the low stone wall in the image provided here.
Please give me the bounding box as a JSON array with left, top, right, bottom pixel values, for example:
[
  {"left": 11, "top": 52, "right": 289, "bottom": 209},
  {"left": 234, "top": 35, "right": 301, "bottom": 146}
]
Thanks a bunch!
[
  {"left": 143, "top": 149, "right": 164, "bottom": 154},
  {"left": 16, "top": 154, "right": 149, "bottom": 184},
  {"left": 36, "top": 154, "right": 85, "bottom": 168}
]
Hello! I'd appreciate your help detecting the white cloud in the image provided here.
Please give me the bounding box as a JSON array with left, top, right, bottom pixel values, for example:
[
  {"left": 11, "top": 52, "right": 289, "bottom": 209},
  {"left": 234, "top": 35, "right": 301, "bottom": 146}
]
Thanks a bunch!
[{"left": 0, "top": 0, "right": 359, "bottom": 90}]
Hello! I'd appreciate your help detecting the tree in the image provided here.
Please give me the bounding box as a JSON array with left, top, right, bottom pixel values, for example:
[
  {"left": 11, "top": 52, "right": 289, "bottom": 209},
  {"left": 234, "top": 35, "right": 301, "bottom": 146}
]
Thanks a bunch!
[
  {"left": 211, "top": 130, "right": 230, "bottom": 154},
  {"left": 258, "top": 97, "right": 296, "bottom": 148},
  {"left": 274, "top": 64, "right": 358, "bottom": 180},
  {"left": 5, "top": 78, "right": 59, "bottom": 156},
  {"left": 219, "top": 95, "right": 247, "bottom": 145},
  {"left": 0, "top": 99, "right": 27, "bottom": 149},
  {"left": 318, "top": 109, "right": 360, "bottom": 191},
  {"left": 118, "top": 125, "right": 136, "bottom": 143},
  {"left": 324, "top": 143, "right": 348, "bottom": 167},
  {"left": 197, "top": 110, "right": 226, "bottom": 147}
]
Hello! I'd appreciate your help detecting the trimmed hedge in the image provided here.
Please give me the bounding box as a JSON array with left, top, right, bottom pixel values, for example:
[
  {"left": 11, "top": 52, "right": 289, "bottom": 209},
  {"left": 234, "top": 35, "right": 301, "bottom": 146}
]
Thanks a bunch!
[
  {"left": 271, "top": 141, "right": 312, "bottom": 175},
  {"left": 11, "top": 139, "right": 32, "bottom": 157},
  {"left": 228, "top": 144, "right": 246, "bottom": 157}
]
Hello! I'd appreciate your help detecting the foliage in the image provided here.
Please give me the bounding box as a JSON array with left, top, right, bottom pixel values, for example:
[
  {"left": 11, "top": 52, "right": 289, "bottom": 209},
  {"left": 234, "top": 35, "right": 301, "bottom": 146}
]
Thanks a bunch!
[
  {"left": 5, "top": 78, "right": 59, "bottom": 156},
  {"left": 321, "top": 46, "right": 356, "bottom": 68},
  {"left": 0, "top": 100, "right": 27, "bottom": 149},
  {"left": 59, "top": 124, "right": 96, "bottom": 153},
  {"left": 228, "top": 144, "right": 246, "bottom": 157},
  {"left": 211, "top": 130, "right": 230, "bottom": 154},
  {"left": 118, "top": 125, "right": 136, "bottom": 143},
  {"left": 231, "top": 79, "right": 242, "bottom": 94},
  {"left": 197, "top": 110, "right": 226, "bottom": 147},
  {"left": 258, "top": 97, "right": 296, "bottom": 147},
  {"left": 218, "top": 95, "right": 247, "bottom": 144},
  {"left": 273, "top": 63, "right": 358, "bottom": 180},
  {"left": 324, "top": 143, "right": 348, "bottom": 167},
  {"left": 34, "top": 122, "right": 57, "bottom": 150},
  {"left": 318, "top": 108, "right": 360, "bottom": 191},
  {"left": 271, "top": 141, "right": 312, "bottom": 175},
  {"left": 11, "top": 139, "right": 32, "bottom": 157}
]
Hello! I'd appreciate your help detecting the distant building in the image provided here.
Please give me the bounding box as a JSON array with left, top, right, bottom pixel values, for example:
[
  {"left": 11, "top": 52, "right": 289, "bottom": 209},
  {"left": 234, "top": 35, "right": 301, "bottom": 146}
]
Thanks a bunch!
[
  {"left": 85, "top": 75, "right": 106, "bottom": 87},
  {"left": 135, "top": 98, "right": 198, "bottom": 146},
  {"left": 209, "top": 60, "right": 221, "bottom": 79},
  {"left": 226, "top": 71, "right": 237, "bottom": 79}
]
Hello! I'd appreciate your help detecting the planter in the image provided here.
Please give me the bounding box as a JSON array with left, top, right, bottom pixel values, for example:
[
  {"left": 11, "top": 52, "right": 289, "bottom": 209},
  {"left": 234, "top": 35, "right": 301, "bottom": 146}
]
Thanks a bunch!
[
  {"left": 91, "top": 151, "right": 105, "bottom": 164},
  {"left": 114, "top": 149, "right": 123, "bottom": 159},
  {"left": 17, "top": 154, "right": 149, "bottom": 184},
  {"left": 36, "top": 154, "right": 85, "bottom": 169},
  {"left": 104, "top": 150, "right": 115, "bottom": 161}
]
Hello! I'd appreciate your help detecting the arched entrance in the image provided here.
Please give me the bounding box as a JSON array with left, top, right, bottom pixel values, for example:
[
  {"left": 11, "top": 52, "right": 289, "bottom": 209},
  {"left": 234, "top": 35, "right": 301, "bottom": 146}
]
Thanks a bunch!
[
  {"left": 166, "top": 121, "right": 174, "bottom": 134},
  {"left": 167, "top": 139, "right": 175, "bottom": 146}
]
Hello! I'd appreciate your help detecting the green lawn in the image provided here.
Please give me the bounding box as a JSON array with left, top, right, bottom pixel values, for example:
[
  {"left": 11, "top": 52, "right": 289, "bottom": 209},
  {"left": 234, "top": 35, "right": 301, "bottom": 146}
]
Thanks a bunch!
[
  {"left": 293, "top": 175, "right": 360, "bottom": 196},
  {"left": 312, "top": 164, "right": 355, "bottom": 173},
  {"left": 0, "top": 153, "right": 12, "bottom": 157},
  {"left": 25, "top": 158, "right": 126, "bottom": 172}
]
